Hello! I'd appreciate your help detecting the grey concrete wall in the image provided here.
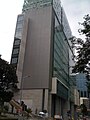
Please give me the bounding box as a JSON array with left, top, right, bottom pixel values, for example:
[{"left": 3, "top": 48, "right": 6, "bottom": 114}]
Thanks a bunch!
[
  {"left": 16, "top": 14, "right": 29, "bottom": 89},
  {"left": 14, "top": 89, "right": 49, "bottom": 113},
  {"left": 22, "top": 6, "right": 53, "bottom": 89}
]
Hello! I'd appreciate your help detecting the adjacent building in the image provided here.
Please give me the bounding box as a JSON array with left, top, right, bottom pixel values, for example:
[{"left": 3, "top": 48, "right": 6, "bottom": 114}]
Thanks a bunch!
[
  {"left": 10, "top": 0, "right": 79, "bottom": 119},
  {"left": 76, "top": 73, "right": 88, "bottom": 98}
]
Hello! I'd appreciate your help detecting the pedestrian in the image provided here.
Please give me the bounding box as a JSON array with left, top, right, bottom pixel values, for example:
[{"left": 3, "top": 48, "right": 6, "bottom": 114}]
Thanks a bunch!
[
  {"left": 67, "top": 110, "right": 71, "bottom": 120},
  {"left": 60, "top": 115, "right": 63, "bottom": 120}
]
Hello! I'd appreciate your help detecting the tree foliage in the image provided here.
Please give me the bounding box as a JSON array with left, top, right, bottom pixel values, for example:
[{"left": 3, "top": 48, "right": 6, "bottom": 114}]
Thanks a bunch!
[
  {"left": 0, "top": 58, "right": 18, "bottom": 103},
  {"left": 70, "top": 14, "right": 90, "bottom": 80},
  {"left": 69, "top": 14, "right": 90, "bottom": 93}
]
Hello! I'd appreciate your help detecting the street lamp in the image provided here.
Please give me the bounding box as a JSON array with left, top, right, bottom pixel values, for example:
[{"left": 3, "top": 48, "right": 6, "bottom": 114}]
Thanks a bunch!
[{"left": 20, "top": 75, "right": 30, "bottom": 104}]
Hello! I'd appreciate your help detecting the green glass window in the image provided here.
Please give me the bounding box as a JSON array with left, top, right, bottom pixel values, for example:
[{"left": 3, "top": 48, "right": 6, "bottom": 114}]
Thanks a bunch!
[{"left": 22, "top": 0, "right": 52, "bottom": 12}]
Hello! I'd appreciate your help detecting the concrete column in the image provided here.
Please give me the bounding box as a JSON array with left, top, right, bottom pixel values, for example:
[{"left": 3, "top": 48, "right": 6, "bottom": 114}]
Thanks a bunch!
[{"left": 48, "top": 90, "right": 52, "bottom": 117}]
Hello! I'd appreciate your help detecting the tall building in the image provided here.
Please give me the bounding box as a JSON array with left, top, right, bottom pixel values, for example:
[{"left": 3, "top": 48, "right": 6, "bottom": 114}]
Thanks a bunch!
[
  {"left": 76, "top": 73, "right": 90, "bottom": 109},
  {"left": 76, "top": 73, "right": 88, "bottom": 98},
  {"left": 11, "top": 0, "right": 78, "bottom": 119}
]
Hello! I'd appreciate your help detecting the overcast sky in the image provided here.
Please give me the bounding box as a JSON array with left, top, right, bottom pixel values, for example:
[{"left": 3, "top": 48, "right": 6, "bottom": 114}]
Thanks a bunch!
[
  {"left": 62, "top": 0, "right": 90, "bottom": 38},
  {"left": 0, "top": 0, "right": 90, "bottom": 62}
]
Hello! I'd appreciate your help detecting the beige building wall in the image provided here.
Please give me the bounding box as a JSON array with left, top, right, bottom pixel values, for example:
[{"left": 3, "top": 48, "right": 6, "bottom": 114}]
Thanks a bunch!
[
  {"left": 14, "top": 89, "right": 49, "bottom": 113},
  {"left": 21, "top": 6, "right": 53, "bottom": 89},
  {"left": 16, "top": 15, "right": 29, "bottom": 89},
  {"left": 14, "top": 6, "right": 54, "bottom": 114}
]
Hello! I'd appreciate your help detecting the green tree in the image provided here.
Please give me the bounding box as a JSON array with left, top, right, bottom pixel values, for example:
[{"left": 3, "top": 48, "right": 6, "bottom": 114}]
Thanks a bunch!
[
  {"left": 69, "top": 14, "right": 90, "bottom": 90},
  {"left": 0, "top": 57, "right": 18, "bottom": 109}
]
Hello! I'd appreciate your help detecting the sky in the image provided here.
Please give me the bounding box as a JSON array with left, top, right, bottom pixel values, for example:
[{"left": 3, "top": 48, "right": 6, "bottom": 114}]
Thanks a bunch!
[
  {"left": 0, "top": 0, "right": 90, "bottom": 62},
  {"left": 62, "top": 0, "right": 90, "bottom": 38}
]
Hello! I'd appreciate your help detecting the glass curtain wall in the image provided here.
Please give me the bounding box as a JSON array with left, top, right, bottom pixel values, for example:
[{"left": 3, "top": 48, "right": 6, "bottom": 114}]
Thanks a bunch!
[
  {"left": 52, "top": 0, "right": 72, "bottom": 89},
  {"left": 53, "top": 14, "right": 69, "bottom": 87},
  {"left": 22, "top": 0, "right": 52, "bottom": 12}
]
